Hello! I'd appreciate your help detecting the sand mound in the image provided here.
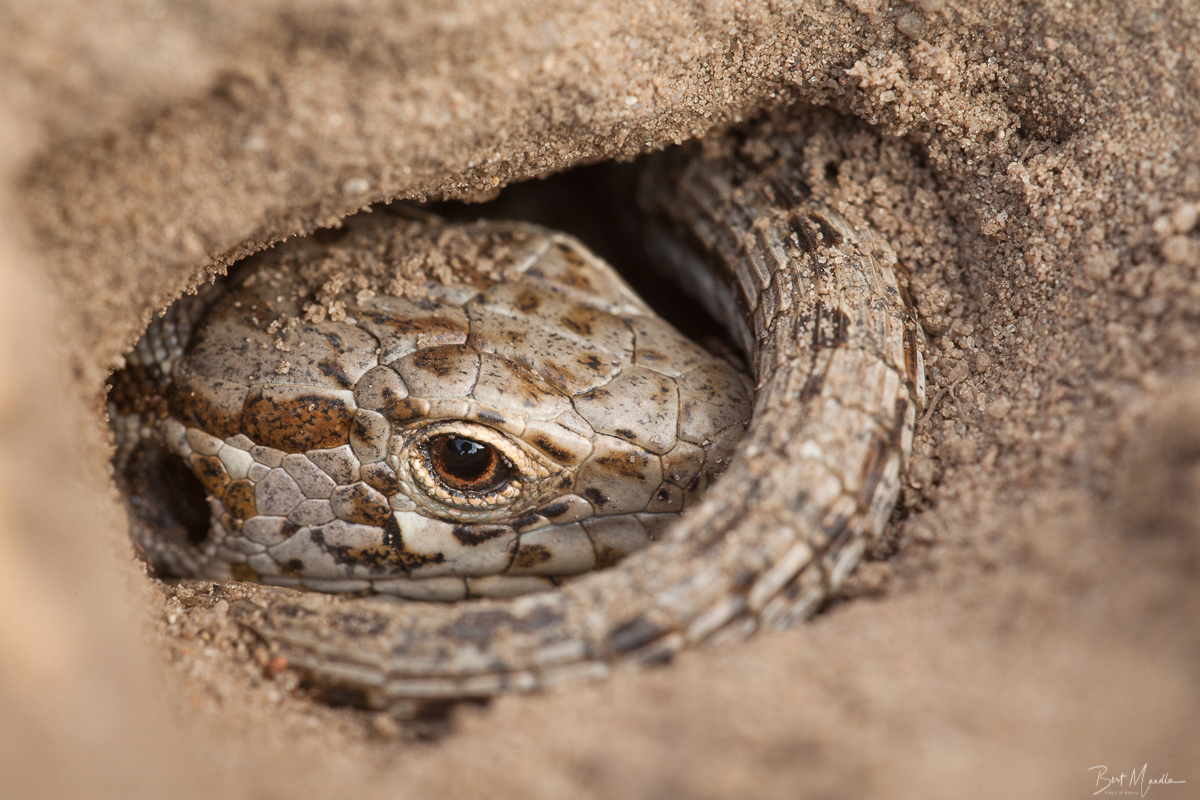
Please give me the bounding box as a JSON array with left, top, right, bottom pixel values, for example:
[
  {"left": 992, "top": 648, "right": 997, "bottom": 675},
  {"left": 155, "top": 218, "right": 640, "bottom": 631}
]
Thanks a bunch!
[{"left": 1, "top": 2, "right": 1196, "bottom": 797}]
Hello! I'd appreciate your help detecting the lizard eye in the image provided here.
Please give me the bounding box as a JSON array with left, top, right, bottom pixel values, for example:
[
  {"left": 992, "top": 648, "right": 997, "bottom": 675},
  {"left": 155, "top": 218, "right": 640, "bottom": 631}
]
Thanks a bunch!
[
  {"left": 427, "top": 434, "right": 512, "bottom": 493},
  {"left": 399, "top": 421, "right": 560, "bottom": 518}
]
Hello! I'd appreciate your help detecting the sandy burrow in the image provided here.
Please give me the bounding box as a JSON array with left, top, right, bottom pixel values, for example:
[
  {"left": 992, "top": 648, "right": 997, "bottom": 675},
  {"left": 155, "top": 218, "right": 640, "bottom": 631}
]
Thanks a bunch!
[{"left": 0, "top": 1, "right": 1198, "bottom": 798}]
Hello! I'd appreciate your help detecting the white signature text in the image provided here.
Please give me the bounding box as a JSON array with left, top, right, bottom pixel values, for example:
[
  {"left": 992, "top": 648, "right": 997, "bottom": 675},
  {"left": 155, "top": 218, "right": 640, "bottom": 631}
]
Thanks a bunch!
[{"left": 1090, "top": 764, "right": 1186, "bottom": 797}]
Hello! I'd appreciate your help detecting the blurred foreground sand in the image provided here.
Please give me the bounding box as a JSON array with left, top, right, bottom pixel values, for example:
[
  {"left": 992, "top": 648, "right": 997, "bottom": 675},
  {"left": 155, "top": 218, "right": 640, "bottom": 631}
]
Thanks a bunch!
[{"left": 0, "top": 2, "right": 1197, "bottom": 797}]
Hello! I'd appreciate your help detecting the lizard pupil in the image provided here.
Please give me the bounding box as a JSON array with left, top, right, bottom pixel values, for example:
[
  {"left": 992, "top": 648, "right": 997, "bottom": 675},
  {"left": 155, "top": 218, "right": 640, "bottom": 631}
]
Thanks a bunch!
[
  {"left": 447, "top": 437, "right": 488, "bottom": 473},
  {"left": 429, "top": 434, "right": 509, "bottom": 492}
]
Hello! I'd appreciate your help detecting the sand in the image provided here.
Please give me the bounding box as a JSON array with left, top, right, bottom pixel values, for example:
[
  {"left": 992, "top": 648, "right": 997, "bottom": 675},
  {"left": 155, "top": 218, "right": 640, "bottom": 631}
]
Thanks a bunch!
[{"left": 1, "top": 1, "right": 1197, "bottom": 798}]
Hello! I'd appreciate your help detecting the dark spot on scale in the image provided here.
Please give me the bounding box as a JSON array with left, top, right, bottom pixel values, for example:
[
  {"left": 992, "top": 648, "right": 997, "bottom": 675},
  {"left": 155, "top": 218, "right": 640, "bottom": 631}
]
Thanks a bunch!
[
  {"left": 560, "top": 307, "right": 596, "bottom": 336},
  {"left": 799, "top": 372, "right": 824, "bottom": 401},
  {"left": 538, "top": 363, "right": 576, "bottom": 393},
  {"left": 331, "top": 611, "right": 388, "bottom": 637},
  {"left": 512, "top": 543, "right": 552, "bottom": 568},
  {"left": 166, "top": 374, "right": 248, "bottom": 439},
  {"left": 789, "top": 214, "right": 816, "bottom": 253},
  {"left": 440, "top": 610, "right": 510, "bottom": 644},
  {"left": 409, "top": 344, "right": 474, "bottom": 378},
  {"left": 575, "top": 353, "right": 610, "bottom": 374},
  {"left": 638, "top": 349, "right": 667, "bottom": 365},
  {"left": 510, "top": 513, "right": 542, "bottom": 530},
  {"left": 582, "top": 487, "right": 609, "bottom": 508},
  {"left": 383, "top": 397, "right": 426, "bottom": 424},
  {"left": 317, "top": 524, "right": 442, "bottom": 572},
  {"left": 816, "top": 308, "right": 852, "bottom": 347},
  {"left": 191, "top": 455, "right": 230, "bottom": 497},
  {"left": 810, "top": 212, "right": 843, "bottom": 246},
  {"left": 361, "top": 462, "right": 401, "bottom": 495},
  {"left": 222, "top": 479, "right": 257, "bottom": 520},
  {"left": 274, "top": 604, "right": 307, "bottom": 619},
  {"left": 606, "top": 614, "right": 666, "bottom": 654},
  {"left": 595, "top": 453, "right": 647, "bottom": 480},
  {"left": 452, "top": 525, "right": 512, "bottom": 546},
  {"left": 412, "top": 348, "right": 455, "bottom": 377},
  {"left": 615, "top": 428, "right": 637, "bottom": 441},
  {"left": 593, "top": 544, "right": 626, "bottom": 569},
  {"left": 282, "top": 558, "right": 306, "bottom": 576},
  {"left": 383, "top": 514, "right": 404, "bottom": 549},
  {"left": 580, "top": 386, "right": 610, "bottom": 405},
  {"left": 333, "top": 482, "right": 392, "bottom": 525},
  {"left": 317, "top": 331, "right": 343, "bottom": 352},
  {"left": 437, "top": 606, "right": 565, "bottom": 645},
  {"left": 771, "top": 174, "right": 811, "bottom": 208},
  {"left": 514, "top": 605, "right": 563, "bottom": 632},
  {"left": 475, "top": 408, "right": 506, "bottom": 426},
  {"left": 528, "top": 434, "right": 572, "bottom": 463},
  {"left": 904, "top": 326, "right": 921, "bottom": 384},
  {"left": 823, "top": 511, "right": 851, "bottom": 543},
  {"left": 351, "top": 414, "right": 373, "bottom": 440},
  {"left": 540, "top": 500, "right": 569, "bottom": 519},
  {"left": 857, "top": 436, "right": 890, "bottom": 507},
  {"left": 515, "top": 289, "right": 541, "bottom": 314},
  {"left": 555, "top": 247, "right": 596, "bottom": 290},
  {"left": 315, "top": 685, "right": 373, "bottom": 709},
  {"left": 893, "top": 397, "right": 910, "bottom": 434},
  {"left": 318, "top": 360, "right": 354, "bottom": 388}
]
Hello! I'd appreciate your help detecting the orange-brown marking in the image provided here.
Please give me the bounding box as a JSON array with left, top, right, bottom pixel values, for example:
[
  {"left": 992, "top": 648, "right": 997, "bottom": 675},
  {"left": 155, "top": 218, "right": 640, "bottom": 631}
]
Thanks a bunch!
[
  {"left": 242, "top": 385, "right": 355, "bottom": 453},
  {"left": 409, "top": 344, "right": 475, "bottom": 378},
  {"left": 361, "top": 462, "right": 401, "bottom": 496},
  {"left": 223, "top": 479, "right": 258, "bottom": 520},
  {"left": 332, "top": 482, "right": 392, "bottom": 525},
  {"left": 191, "top": 454, "right": 231, "bottom": 497},
  {"left": 167, "top": 375, "right": 249, "bottom": 439},
  {"left": 595, "top": 452, "right": 649, "bottom": 480}
]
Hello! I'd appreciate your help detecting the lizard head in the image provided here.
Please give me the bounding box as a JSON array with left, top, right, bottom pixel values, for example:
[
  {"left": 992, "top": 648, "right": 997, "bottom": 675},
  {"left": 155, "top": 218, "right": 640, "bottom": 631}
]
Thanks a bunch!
[{"left": 111, "top": 213, "right": 751, "bottom": 599}]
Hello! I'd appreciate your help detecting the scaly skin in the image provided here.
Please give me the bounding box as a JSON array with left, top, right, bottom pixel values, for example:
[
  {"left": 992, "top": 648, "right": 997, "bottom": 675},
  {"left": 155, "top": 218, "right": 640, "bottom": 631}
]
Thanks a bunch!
[
  {"left": 110, "top": 121, "right": 924, "bottom": 708},
  {"left": 110, "top": 211, "right": 752, "bottom": 601}
]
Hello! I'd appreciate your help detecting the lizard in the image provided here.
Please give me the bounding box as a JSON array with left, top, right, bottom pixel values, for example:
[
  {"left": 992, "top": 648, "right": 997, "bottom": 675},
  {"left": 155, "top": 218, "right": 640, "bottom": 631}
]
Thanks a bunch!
[{"left": 108, "top": 117, "right": 925, "bottom": 710}]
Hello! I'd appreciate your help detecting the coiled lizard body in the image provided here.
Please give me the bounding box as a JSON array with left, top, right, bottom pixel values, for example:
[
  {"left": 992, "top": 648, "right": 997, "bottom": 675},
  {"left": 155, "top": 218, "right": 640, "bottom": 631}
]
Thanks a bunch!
[{"left": 109, "top": 120, "right": 925, "bottom": 706}]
